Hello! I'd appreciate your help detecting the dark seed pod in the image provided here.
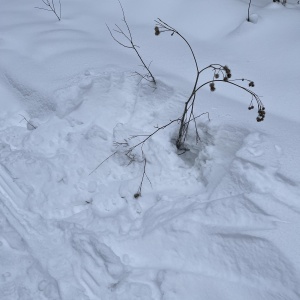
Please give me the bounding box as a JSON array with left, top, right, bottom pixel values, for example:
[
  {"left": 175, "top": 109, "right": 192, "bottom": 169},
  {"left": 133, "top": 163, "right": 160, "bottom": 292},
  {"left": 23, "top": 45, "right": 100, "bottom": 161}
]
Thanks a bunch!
[
  {"left": 154, "top": 26, "right": 160, "bottom": 36},
  {"left": 223, "top": 65, "right": 230, "bottom": 74},
  {"left": 209, "top": 82, "right": 216, "bottom": 91},
  {"left": 134, "top": 193, "right": 141, "bottom": 199},
  {"left": 223, "top": 76, "right": 228, "bottom": 82},
  {"left": 227, "top": 73, "right": 232, "bottom": 79},
  {"left": 249, "top": 81, "right": 255, "bottom": 87},
  {"left": 214, "top": 73, "right": 219, "bottom": 79},
  {"left": 259, "top": 110, "right": 265, "bottom": 116}
]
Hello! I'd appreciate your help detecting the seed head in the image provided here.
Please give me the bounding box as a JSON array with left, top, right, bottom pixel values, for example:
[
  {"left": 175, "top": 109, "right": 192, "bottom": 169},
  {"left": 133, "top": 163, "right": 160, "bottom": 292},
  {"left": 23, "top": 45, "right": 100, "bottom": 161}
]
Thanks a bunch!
[
  {"left": 214, "top": 73, "right": 219, "bottom": 79},
  {"left": 223, "top": 76, "right": 228, "bottom": 82},
  {"left": 134, "top": 192, "right": 141, "bottom": 199},
  {"left": 209, "top": 82, "right": 216, "bottom": 92},
  {"left": 249, "top": 81, "right": 255, "bottom": 87},
  {"left": 223, "top": 65, "right": 230, "bottom": 74},
  {"left": 154, "top": 26, "right": 160, "bottom": 36}
]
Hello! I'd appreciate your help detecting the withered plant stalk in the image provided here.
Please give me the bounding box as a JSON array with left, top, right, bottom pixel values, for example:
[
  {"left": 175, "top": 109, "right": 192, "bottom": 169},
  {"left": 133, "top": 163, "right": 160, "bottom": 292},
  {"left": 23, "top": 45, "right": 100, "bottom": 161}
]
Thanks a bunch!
[
  {"left": 155, "top": 18, "right": 265, "bottom": 150},
  {"left": 107, "top": 1, "right": 156, "bottom": 85}
]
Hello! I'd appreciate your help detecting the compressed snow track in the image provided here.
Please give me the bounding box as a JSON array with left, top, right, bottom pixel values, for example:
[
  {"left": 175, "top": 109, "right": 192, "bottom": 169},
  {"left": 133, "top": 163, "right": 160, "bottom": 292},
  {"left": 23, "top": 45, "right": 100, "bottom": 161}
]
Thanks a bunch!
[{"left": 1, "top": 69, "right": 300, "bottom": 300}]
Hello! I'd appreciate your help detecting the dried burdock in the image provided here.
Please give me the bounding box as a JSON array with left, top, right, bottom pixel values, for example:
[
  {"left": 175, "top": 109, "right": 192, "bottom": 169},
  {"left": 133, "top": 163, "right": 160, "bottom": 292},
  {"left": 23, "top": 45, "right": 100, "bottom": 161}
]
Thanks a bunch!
[
  {"left": 224, "top": 65, "right": 231, "bottom": 75},
  {"left": 154, "top": 18, "right": 266, "bottom": 149},
  {"left": 154, "top": 26, "right": 160, "bottom": 36},
  {"left": 134, "top": 192, "right": 141, "bottom": 199},
  {"left": 210, "top": 82, "right": 216, "bottom": 91},
  {"left": 258, "top": 110, "right": 265, "bottom": 117}
]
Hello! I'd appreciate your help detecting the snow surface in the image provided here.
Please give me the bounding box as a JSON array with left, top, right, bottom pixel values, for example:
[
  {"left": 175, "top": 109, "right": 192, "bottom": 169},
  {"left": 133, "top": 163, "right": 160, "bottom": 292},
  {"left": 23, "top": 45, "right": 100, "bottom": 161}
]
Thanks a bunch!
[{"left": 1, "top": 0, "right": 300, "bottom": 299}]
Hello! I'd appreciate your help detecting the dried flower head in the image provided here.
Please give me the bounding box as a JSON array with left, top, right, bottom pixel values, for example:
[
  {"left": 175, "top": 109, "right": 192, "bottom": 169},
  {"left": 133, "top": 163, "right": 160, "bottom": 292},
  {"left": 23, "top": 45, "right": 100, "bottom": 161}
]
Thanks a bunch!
[
  {"left": 134, "top": 192, "right": 141, "bottom": 199},
  {"left": 209, "top": 82, "right": 216, "bottom": 92},
  {"left": 154, "top": 26, "right": 160, "bottom": 36},
  {"left": 249, "top": 81, "right": 255, "bottom": 87},
  {"left": 256, "top": 106, "right": 266, "bottom": 122},
  {"left": 214, "top": 73, "right": 219, "bottom": 79},
  {"left": 223, "top": 76, "right": 228, "bottom": 82},
  {"left": 223, "top": 65, "right": 231, "bottom": 76}
]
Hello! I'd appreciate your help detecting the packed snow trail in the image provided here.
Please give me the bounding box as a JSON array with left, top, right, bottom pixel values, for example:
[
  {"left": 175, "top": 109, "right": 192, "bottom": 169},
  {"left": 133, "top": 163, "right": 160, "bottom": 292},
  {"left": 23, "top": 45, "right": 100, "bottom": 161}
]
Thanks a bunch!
[{"left": 1, "top": 69, "right": 300, "bottom": 300}]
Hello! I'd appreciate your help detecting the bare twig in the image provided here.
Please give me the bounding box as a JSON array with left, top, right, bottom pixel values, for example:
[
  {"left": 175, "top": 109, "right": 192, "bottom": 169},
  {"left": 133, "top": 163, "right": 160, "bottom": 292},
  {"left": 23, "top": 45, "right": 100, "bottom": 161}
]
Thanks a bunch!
[
  {"left": 35, "top": 0, "right": 61, "bottom": 21},
  {"left": 89, "top": 151, "right": 117, "bottom": 175},
  {"left": 90, "top": 113, "right": 210, "bottom": 197},
  {"left": 107, "top": 0, "right": 156, "bottom": 85},
  {"left": 19, "top": 114, "right": 37, "bottom": 129}
]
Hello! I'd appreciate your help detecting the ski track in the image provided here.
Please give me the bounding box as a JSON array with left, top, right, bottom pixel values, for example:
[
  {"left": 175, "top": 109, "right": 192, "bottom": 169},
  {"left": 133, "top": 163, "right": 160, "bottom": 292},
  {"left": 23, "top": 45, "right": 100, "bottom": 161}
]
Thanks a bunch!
[{"left": 0, "top": 66, "right": 300, "bottom": 300}]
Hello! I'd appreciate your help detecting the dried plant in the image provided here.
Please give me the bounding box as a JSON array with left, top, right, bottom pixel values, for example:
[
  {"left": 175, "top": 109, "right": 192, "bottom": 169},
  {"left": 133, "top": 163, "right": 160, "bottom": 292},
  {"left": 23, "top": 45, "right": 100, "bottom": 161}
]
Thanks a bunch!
[
  {"left": 154, "top": 19, "right": 265, "bottom": 150},
  {"left": 106, "top": 1, "right": 156, "bottom": 85},
  {"left": 91, "top": 19, "right": 266, "bottom": 198},
  {"left": 35, "top": 0, "right": 61, "bottom": 21}
]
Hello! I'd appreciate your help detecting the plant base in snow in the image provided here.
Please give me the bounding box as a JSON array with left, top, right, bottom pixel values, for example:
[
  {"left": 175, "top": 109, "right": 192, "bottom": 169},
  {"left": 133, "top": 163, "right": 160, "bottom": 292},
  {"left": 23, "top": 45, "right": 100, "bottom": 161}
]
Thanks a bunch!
[{"left": 247, "top": 0, "right": 252, "bottom": 22}]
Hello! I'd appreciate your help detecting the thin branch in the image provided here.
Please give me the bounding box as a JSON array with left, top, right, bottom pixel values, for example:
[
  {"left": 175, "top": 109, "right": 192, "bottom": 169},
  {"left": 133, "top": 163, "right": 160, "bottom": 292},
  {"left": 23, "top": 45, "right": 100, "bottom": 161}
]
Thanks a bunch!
[
  {"left": 107, "top": 1, "right": 156, "bottom": 84},
  {"left": 106, "top": 24, "right": 132, "bottom": 48},
  {"left": 35, "top": 7, "right": 53, "bottom": 12},
  {"left": 35, "top": 0, "right": 61, "bottom": 21},
  {"left": 19, "top": 114, "right": 37, "bottom": 129},
  {"left": 89, "top": 151, "right": 117, "bottom": 175}
]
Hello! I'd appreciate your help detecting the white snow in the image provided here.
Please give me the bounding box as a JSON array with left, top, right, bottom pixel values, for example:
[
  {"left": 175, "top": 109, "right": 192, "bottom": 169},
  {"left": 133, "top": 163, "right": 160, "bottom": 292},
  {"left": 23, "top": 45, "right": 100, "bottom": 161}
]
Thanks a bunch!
[{"left": 1, "top": 0, "right": 300, "bottom": 299}]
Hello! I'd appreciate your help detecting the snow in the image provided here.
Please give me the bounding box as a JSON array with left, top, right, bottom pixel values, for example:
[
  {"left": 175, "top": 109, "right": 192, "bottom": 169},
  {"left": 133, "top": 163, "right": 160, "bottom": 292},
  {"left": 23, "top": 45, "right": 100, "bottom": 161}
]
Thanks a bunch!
[{"left": 1, "top": 0, "right": 300, "bottom": 299}]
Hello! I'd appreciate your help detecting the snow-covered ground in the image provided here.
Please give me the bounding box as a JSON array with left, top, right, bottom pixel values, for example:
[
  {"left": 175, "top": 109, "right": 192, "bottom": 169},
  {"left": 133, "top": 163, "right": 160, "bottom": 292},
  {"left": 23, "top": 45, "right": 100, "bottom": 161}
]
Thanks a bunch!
[{"left": 1, "top": 0, "right": 300, "bottom": 299}]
